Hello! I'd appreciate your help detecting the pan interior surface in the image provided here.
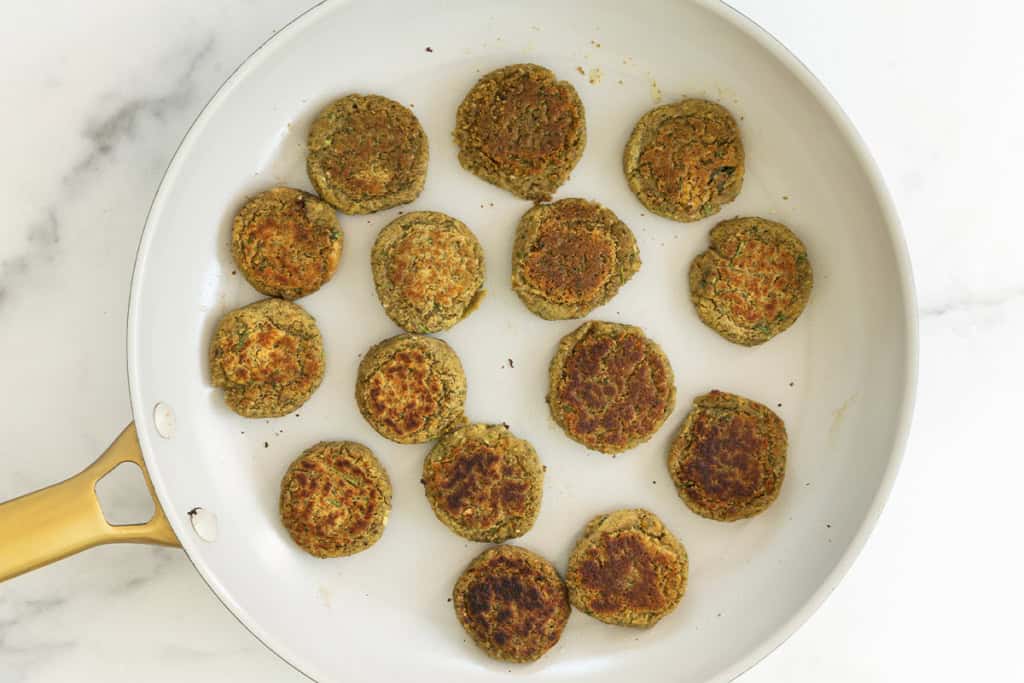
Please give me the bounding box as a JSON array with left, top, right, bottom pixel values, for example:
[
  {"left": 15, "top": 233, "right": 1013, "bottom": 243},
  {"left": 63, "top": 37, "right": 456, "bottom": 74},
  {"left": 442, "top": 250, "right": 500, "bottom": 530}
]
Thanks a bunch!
[{"left": 127, "top": 1, "right": 915, "bottom": 681}]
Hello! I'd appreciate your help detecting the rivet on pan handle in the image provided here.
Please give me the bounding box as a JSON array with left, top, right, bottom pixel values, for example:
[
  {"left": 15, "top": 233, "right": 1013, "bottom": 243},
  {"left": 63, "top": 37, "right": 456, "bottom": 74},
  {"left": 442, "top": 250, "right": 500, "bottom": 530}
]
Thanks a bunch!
[{"left": 0, "top": 423, "right": 180, "bottom": 582}]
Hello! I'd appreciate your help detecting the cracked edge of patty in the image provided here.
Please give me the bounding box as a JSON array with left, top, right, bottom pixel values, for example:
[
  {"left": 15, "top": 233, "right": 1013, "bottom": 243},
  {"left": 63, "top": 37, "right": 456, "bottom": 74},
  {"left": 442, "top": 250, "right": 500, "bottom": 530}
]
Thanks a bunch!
[{"left": 688, "top": 216, "right": 813, "bottom": 346}]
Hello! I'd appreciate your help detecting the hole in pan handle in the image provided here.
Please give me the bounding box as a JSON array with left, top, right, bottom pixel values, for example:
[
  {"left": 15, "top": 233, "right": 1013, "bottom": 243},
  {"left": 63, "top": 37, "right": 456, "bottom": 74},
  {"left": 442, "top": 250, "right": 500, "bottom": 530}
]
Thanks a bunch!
[{"left": 0, "top": 423, "right": 180, "bottom": 582}]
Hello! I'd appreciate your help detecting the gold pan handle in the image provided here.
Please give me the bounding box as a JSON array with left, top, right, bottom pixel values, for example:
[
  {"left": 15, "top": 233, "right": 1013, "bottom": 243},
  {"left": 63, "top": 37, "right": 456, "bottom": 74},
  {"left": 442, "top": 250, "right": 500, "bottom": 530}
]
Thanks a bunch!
[{"left": 0, "top": 423, "right": 179, "bottom": 582}]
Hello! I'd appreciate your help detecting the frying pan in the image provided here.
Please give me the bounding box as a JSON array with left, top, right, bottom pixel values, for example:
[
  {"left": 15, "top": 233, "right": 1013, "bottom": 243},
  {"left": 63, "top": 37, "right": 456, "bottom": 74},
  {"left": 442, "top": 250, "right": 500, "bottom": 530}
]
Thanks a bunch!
[{"left": 0, "top": 0, "right": 917, "bottom": 681}]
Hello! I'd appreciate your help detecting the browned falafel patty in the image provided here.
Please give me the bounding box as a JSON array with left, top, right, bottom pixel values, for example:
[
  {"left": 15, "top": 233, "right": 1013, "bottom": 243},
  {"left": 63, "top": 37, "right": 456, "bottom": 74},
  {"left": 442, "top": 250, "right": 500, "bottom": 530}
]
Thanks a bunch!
[
  {"left": 453, "top": 545, "right": 570, "bottom": 663},
  {"left": 624, "top": 98, "right": 744, "bottom": 222},
  {"left": 422, "top": 423, "right": 543, "bottom": 543},
  {"left": 668, "top": 390, "right": 787, "bottom": 521},
  {"left": 689, "top": 216, "right": 813, "bottom": 346},
  {"left": 454, "top": 64, "right": 586, "bottom": 202},
  {"left": 548, "top": 321, "right": 676, "bottom": 454},
  {"left": 209, "top": 298, "right": 324, "bottom": 418},
  {"left": 307, "top": 94, "right": 428, "bottom": 214},
  {"left": 355, "top": 334, "right": 466, "bottom": 444},
  {"left": 279, "top": 441, "right": 391, "bottom": 557},
  {"left": 371, "top": 211, "right": 485, "bottom": 333},
  {"left": 230, "top": 186, "right": 342, "bottom": 300},
  {"left": 566, "top": 509, "right": 688, "bottom": 628},
  {"left": 512, "top": 198, "right": 640, "bottom": 320}
]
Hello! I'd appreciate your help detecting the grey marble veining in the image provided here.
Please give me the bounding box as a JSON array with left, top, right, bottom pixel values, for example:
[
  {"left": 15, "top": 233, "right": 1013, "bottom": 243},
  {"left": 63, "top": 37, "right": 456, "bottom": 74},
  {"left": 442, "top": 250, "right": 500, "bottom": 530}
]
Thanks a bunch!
[
  {"left": 73, "top": 39, "right": 216, "bottom": 179},
  {"left": 919, "top": 287, "right": 1024, "bottom": 319},
  {"left": 0, "top": 3, "right": 316, "bottom": 681},
  {"left": 0, "top": 37, "right": 217, "bottom": 314}
]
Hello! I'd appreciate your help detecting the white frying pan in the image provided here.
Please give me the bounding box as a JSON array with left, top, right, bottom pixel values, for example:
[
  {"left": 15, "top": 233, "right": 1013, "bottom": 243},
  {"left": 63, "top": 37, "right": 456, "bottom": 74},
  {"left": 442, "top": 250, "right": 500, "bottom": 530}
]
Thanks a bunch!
[{"left": 0, "top": 1, "right": 917, "bottom": 681}]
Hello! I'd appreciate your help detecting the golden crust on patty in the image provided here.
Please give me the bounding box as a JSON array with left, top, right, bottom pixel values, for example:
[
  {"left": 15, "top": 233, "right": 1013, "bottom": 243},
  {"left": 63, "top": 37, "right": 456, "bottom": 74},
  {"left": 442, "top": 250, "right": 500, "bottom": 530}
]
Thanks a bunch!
[
  {"left": 453, "top": 545, "right": 570, "bottom": 663},
  {"left": 307, "top": 94, "right": 428, "bottom": 214},
  {"left": 279, "top": 441, "right": 391, "bottom": 557},
  {"left": 209, "top": 298, "right": 324, "bottom": 418},
  {"left": 231, "top": 186, "right": 342, "bottom": 300},
  {"left": 372, "top": 211, "right": 485, "bottom": 333},
  {"left": 624, "top": 98, "right": 744, "bottom": 222},
  {"left": 566, "top": 508, "right": 687, "bottom": 627},
  {"left": 668, "top": 390, "right": 787, "bottom": 521},
  {"left": 548, "top": 321, "right": 675, "bottom": 454},
  {"left": 689, "top": 216, "right": 813, "bottom": 346},
  {"left": 512, "top": 198, "right": 640, "bottom": 320},
  {"left": 454, "top": 64, "right": 586, "bottom": 201},
  {"left": 355, "top": 334, "right": 466, "bottom": 444}
]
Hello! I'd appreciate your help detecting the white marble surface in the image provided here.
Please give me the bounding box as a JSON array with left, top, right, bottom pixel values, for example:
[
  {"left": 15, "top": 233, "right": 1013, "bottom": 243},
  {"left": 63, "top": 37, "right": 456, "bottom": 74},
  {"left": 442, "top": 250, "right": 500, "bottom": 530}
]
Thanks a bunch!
[{"left": 1, "top": 1, "right": 1021, "bottom": 681}]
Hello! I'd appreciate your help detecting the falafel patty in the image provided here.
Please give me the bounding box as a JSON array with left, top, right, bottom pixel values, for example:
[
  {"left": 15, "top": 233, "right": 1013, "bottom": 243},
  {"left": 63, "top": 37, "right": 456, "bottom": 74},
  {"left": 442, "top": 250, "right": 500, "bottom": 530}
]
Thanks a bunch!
[
  {"left": 453, "top": 544, "right": 570, "bottom": 663},
  {"left": 279, "top": 441, "right": 391, "bottom": 557},
  {"left": 548, "top": 321, "right": 676, "bottom": 454},
  {"left": 512, "top": 198, "right": 640, "bottom": 320},
  {"left": 230, "top": 186, "right": 343, "bottom": 300},
  {"left": 355, "top": 334, "right": 466, "bottom": 444},
  {"left": 668, "top": 390, "right": 787, "bottom": 521},
  {"left": 209, "top": 298, "right": 325, "bottom": 418},
  {"left": 689, "top": 216, "right": 813, "bottom": 346},
  {"left": 454, "top": 64, "right": 586, "bottom": 202},
  {"left": 624, "top": 98, "right": 744, "bottom": 222},
  {"left": 422, "top": 423, "right": 543, "bottom": 543},
  {"left": 371, "top": 211, "right": 485, "bottom": 333},
  {"left": 307, "top": 94, "right": 428, "bottom": 214},
  {"left": 566, "top": 509, "right": 688, "bottom": 628}
]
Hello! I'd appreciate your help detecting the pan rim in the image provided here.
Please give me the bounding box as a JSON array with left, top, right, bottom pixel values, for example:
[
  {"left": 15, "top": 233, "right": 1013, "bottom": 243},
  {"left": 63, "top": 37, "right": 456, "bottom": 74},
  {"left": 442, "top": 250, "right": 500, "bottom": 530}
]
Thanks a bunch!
[{"left": 125, "top": 1, "right": 919, "bottom": 681}]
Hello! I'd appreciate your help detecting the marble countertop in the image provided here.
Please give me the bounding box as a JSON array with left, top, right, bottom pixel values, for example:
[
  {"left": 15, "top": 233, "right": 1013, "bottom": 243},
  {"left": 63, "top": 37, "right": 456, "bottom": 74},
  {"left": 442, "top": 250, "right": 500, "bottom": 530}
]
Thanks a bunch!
[{"left": 1, "top": 1, "right": 1021, "bottom": 681}]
